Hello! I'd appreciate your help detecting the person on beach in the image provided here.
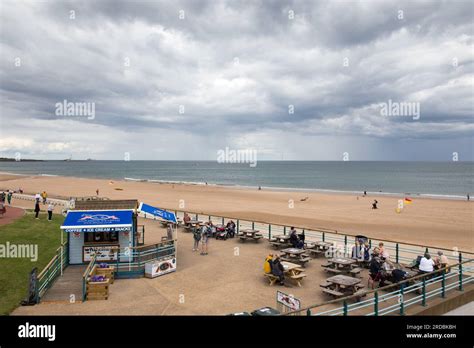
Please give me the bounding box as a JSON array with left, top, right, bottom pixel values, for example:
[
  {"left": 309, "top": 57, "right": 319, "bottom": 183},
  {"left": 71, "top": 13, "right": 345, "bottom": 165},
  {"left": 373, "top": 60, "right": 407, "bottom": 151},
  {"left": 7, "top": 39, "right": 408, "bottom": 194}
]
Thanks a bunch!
[
  {"left": 34, "top": 200, "right": 41, "bottom": 219},
  {"left": 47, "top": 202, "right": 54, "bottom": 221},
  {"left": 7, "top": 191, "right": 12, "bottom": 205},
  {"left": 271, "top": 256, "right": 285, "bottom": 285},
  {"left": 372, "top": 199, "right": 378, "bottom": 209},
  {"left": 363, "top": 190, "right": 367, "bottom": 197},
  {"left": 200, "top": 222, "right": 209, "bottom": 255},
  {"left": 192, "top": 225, "right": 201, "bottom": 251},
  {"left": 468, "top": 193, "right": 470, "bottom": 201},
  {"left": 0, "top": 191, "right": 5, "bottom": 203},
  {"left": 96, "top": 188, "right": 99, "bottom": 196}
]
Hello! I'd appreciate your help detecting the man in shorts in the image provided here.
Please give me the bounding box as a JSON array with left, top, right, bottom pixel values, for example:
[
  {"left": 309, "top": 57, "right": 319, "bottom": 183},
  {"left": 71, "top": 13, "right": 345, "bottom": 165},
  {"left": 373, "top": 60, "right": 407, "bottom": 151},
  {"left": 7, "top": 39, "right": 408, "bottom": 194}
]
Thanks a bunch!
[{"left": 200, "top": 222, "right": 209, "bottom": 255}]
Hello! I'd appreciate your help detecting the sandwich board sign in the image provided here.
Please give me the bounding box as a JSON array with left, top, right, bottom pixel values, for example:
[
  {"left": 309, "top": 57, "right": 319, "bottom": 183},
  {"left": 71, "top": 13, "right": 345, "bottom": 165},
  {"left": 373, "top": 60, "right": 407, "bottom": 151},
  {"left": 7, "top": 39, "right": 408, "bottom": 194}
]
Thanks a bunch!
[{"left": 276, "top": 291, "right": 301, "bottom": 313}]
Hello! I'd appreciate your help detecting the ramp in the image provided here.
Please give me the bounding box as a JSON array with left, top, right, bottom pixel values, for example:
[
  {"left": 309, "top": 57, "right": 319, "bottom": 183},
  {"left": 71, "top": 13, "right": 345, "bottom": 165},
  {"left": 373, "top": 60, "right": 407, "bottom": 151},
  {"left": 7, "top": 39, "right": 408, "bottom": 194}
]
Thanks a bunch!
[{"left": 40, "top": 265, "right": 86, "bottom": 303}]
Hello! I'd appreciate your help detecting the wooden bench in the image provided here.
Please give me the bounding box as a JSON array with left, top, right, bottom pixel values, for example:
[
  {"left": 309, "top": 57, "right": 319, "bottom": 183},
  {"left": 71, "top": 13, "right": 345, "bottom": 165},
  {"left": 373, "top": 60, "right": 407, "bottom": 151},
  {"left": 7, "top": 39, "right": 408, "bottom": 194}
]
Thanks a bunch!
[
  {"left": 319, "top": 281, "right": 332, "bottom": 288},
  {"left": 289, "top": 273, "right": 306, "bottom": 287},
  {"left": 308, "top": 249, "right": 324, "bottom": 257},
  {"left": 325, "top": 267, "right": 342, "bottom": 274},
  {"left": 321, "top": 262, "right": 332, "bottom": 268},
  {"left": 322, "top": 288, "right": 344, "bottom": 298},
  {"left": 350, "top": 268, "right": 361, "bottom": 277},
  {"left": 264, "top": 273, "right": 279, "bottom": 286},
  {"left": 354, "top": 289, "right": 368, "bottom": 301}
]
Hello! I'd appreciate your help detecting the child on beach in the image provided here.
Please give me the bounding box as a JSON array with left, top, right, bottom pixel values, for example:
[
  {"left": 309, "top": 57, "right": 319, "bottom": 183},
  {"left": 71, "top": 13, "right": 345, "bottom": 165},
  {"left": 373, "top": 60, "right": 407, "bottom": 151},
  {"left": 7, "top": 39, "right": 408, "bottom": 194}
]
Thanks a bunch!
[
  {"left": 41, "top": 191, "right": 47, "bottom": 204},
  {"left": 47, "top": 202, "right": 54, "bottom": 221}
]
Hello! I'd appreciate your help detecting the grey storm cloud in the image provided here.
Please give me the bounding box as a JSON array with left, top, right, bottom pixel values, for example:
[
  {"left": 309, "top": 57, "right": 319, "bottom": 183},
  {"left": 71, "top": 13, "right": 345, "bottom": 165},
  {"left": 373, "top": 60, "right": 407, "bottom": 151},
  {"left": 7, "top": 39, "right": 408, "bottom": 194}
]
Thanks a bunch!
[{"left": 0, "top": 0, "right": 473, "bottom": 160}]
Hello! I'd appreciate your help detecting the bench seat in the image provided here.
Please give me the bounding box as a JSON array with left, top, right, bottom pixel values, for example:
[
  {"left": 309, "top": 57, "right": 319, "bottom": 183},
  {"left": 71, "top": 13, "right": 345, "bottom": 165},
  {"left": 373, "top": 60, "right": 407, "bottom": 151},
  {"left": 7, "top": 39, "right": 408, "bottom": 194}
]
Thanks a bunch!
[{"left": 322, "top": 288, "right": 344, "bottom": 298}]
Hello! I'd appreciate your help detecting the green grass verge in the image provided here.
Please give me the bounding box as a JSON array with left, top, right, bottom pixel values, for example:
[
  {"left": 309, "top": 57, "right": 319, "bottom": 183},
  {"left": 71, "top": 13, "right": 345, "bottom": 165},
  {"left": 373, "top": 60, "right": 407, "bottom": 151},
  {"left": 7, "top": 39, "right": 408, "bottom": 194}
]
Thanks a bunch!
[{"left": 0, "top": 210, "right": 65, "bottom": 315}]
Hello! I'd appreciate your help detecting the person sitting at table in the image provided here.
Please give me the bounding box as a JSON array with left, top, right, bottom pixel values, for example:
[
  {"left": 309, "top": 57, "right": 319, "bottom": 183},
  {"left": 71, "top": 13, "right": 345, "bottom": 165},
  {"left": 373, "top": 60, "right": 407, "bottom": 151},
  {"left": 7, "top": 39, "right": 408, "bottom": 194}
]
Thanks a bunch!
[
  {"left": 226, "top": 220, "right": 236, "bottom": 238},
  {"left": 379, "top": 257, "right": 395, "bottom": 287},
  {"left": 363, "top": 242, "right": 371, "bottom": 262},
  {"left": 418, "top": 253, "right": 435, "bottom": 276},
  {"left": 289, "top": 227, "right": 304, "bottom": 249},
  {"left": 434, "top": 251, "right": 450, "bottom": 273},
  {"left": 271, "top": 256, "right": 285, "bottom": 285},
  {"left": 297, "top": 230, "right": 305, "bottom": 243},
  {"left": 183, "top": 213, "right": 191, "bottom": 226},
  {"left": 263, "top": 254, "right": 273, "bottom": 274},
  {"left": 391, "top": 268, "right": 409, "bottom": 286}
]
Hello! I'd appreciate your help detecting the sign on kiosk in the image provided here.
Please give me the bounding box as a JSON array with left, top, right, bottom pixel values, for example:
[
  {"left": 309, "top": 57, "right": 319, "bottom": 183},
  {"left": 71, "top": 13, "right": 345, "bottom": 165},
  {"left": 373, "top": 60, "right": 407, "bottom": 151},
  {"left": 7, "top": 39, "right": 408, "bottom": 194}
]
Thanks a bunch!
[{"left": 83, "top": 245, "right": 118, "bottom": 262}]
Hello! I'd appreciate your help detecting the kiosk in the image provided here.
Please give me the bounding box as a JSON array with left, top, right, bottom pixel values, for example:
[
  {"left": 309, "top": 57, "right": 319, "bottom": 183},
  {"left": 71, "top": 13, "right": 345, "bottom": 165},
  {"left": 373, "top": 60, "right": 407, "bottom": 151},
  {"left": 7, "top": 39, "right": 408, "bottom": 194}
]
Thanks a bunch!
[{"left": 61, "top": 209, "right": 136, "bottom": 265}]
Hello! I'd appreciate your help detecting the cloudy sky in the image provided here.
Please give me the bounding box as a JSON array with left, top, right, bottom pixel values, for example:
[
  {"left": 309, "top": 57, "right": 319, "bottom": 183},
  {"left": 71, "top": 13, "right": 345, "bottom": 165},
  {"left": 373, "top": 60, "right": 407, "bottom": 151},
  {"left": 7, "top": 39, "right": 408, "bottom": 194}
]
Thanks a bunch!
[{"left": 0, "top": 0, "right": 473, "bottom": 160}]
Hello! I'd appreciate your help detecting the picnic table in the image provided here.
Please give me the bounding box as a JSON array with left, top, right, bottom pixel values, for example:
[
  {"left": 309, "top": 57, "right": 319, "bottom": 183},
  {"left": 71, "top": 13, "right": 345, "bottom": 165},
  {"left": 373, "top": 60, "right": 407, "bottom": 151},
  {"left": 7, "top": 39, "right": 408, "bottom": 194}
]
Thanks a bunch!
[
  {"left": 238, "top": 229, "right": 263, "bottom": 242},
  {"left": 320, "top": 274, "right": 365, "bottom": 299},
  {"left": 322, "top": 257, "right": 359, "bottom": 276},
  {"left": 269, "top": 234, "right": 292, "bottom": 249},
  {"left": 306, "top": 241, "right": 334, "bottom": 257},
  {"left": 280, "top": 248, "right": 311, "bottom": 267},
  {"left": 264, "top": 261, "right": 307, "bottom": 287}
]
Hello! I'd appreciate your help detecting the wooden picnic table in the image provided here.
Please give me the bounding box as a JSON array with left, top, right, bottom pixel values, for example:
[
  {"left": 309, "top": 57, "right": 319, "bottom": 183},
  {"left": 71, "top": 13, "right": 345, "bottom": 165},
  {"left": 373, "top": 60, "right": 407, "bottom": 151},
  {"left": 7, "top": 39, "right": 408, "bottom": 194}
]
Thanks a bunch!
[
  {"left": 269, "top": 234, "right": 292, "bottom": 249},
  {"left": 320, "top": 275, "right": 365, "bottom": 299},
  {"left": 282, "top": 261, "right": 307, "bottom": 287},
  {"left": 306, "top": 241, "right": 334, "bottom": 257},
  {"left": 323, "top": 257, "right": 358, "bottom": 275},
  {"left": 238, "top": 229, "right": 262, "bottom": 242},
  {"left": 280, "top": 248, "right": 311, "bottom": 267}
]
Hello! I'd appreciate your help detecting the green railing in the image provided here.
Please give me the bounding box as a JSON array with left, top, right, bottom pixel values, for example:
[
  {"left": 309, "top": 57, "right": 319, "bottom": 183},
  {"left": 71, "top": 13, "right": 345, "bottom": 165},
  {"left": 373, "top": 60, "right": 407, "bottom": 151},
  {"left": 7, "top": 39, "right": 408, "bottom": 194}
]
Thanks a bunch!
[
  {"left": 114, "top": 241, "right": 176, "bottom": 279},
  {"left": 173, "top": 210, "right": 473, "bottom": 265},
  {"left": 286, "top": 259, "right": 473, "bottom": 316},
  {"left": 36, "top": 242, "right": 68, "bottom": 302},
  {"left": 82, "top": 254, "right": 98, "bottom": 302}
]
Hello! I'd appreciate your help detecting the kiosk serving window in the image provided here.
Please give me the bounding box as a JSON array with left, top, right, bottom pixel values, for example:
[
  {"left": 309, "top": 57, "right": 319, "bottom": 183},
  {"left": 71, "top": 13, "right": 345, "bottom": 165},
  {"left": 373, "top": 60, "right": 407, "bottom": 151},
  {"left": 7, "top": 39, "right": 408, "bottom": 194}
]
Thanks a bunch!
[{"left": 84, "top": 232, "right": 119, "bottom": 244}]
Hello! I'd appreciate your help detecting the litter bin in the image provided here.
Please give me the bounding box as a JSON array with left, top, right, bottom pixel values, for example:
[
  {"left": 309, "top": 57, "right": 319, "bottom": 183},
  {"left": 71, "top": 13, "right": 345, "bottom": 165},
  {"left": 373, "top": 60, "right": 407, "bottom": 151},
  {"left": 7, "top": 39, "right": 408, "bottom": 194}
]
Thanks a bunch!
[{"left": 250, "top": 307, "right": 280, "bottom": 316}]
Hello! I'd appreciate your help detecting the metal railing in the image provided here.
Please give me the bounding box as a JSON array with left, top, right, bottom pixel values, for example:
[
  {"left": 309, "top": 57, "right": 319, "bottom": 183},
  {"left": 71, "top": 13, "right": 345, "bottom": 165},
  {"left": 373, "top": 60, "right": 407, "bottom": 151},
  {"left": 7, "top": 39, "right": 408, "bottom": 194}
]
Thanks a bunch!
[
  {"left": 36, "top": 242, "right": 68, "bottom": 302},
  {"left": 286, "top": 259, "right": 473, "bottom": 316}
]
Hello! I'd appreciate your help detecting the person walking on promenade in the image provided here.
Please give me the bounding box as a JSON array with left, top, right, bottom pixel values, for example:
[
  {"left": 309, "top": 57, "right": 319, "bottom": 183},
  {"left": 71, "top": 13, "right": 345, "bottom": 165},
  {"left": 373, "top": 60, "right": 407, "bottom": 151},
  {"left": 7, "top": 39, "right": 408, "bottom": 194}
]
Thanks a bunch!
[
  {"left": 47, "top": 202, "right": 54, "bottom": 221},
  {"left": 7, "top": 191, "right": 12, "bottom": 205}
]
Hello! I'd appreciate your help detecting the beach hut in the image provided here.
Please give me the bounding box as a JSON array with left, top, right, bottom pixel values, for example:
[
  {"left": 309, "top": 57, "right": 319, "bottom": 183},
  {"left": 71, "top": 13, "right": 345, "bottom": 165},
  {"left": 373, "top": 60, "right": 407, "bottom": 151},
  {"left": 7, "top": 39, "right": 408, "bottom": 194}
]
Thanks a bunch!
[{"left": 61, "top": 208, "right": 137, "bottom": 264}]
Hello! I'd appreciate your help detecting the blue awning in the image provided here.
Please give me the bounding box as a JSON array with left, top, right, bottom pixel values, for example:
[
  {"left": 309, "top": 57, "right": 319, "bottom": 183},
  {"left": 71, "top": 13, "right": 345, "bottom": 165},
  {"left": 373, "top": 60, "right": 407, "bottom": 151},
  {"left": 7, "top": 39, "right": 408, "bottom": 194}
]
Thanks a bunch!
[
  {"left": 138, "top": 203, "right": 177, "bottom": 223},
  {"left": 61, "top": 210, "right": 134, "bottom": 233}
]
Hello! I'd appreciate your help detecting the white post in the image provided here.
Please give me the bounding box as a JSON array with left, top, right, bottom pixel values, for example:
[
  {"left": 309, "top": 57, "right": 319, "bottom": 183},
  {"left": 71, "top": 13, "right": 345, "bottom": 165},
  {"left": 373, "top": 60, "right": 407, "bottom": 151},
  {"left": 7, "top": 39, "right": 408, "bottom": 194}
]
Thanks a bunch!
[{"left": 60, "top": 231, "right": 64, "bottom": 276}]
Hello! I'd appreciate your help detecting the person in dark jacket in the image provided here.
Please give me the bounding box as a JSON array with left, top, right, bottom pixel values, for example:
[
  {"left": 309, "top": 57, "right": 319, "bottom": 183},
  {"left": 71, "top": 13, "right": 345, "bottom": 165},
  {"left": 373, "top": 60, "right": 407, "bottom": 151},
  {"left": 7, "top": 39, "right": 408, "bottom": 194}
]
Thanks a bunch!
[
  {"left": 368, "top": 256, "right": 382, "bottom": 289},
  {"left": 289, "top": 227, "right": 304, "bottom": 248},
  {"left": 271, "top": 256, "right": 285, "bottom": 285},
  {"left": 34, "top": 201, "right": 41, "bottom": 219}
]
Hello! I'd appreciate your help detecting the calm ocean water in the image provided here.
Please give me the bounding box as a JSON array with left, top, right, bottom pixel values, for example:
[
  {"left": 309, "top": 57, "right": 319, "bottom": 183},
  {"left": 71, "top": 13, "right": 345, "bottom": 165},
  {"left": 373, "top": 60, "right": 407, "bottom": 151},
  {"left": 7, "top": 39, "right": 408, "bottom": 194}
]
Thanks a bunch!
[{"left": 0, "top": 161, "right": 472, "bottom": 199}]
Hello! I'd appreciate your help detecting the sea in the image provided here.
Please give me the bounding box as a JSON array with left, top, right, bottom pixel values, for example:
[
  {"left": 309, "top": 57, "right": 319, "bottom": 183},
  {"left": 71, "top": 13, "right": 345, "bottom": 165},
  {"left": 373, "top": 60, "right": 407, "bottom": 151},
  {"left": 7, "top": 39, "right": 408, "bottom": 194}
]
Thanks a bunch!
[{"left": 0, "top": 161, "right": 472, "bottom": 200}]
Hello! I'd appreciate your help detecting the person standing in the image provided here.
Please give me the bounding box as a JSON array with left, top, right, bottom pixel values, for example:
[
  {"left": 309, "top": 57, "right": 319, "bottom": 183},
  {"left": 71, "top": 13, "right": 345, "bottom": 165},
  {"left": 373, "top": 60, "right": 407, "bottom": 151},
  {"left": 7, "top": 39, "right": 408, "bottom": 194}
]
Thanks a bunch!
[
  {"left": 47, "top": 202, "right": 54, "bottom": 221},
  {"left": 192, "top": 225, "right": 201, "bottom": 251},
  {"left": 7, "top": 191, "right": 12, "bottom": 205},
  {"left": 96, "top": 188, "right": 99, "bottom": 196},
  {"left": 468, "top": 193, "right": 470, "bottom": 201},
  {"left": 34, "top": 201, "right": 41, "bottom": 219},
  {"left": 0, "top": 191, "right": 5, "bottom": 203},
  {"left": 200, "top": 223, "right": 209, "bottom": 255},
  {"left": 41, "top": 191, "right": 47, "bottom": 204}
]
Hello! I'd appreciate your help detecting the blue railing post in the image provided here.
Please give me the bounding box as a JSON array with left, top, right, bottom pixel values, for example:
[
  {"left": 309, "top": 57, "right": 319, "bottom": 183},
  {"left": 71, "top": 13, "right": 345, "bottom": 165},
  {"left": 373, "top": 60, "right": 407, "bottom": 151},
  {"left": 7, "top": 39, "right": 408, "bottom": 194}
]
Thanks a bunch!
[
  {"left": 421, "top": 278, "right": 426, "bottom": 306},
  {"left": 396, "top": 243, "right": 399, "bottom": 263},
  {"left": 344, "top": 235, "right": 347, "bottom": 255},
  {"left": 252, "top": 221, "right": 255, "bottom": 229},
  {"left": 268, "top": 225, "right": 272, "bottom": 239},
  {"left": 343, "top": 301, "right": 348, "bottom": 316},
  {"left": 195, "top": 213, "right": 198, "bottom": 220},
  {"left": 306, "top": 309, "right": 311, "bottom": 316},
  {"left": 374, "top": 291, "right": 378, "bottom": 316},
  {"left": 458, "top": 252, "right": 463, "bottom": 291},
  {"left": 284, "top": 226, "right": 287, "bottom": 235},
  {"left": 221, "top": 217, "right": 224, "bottom": 225},
  {"left": 369, "top": 239, "right": 372, "bottom": 248},
  {"left": 322, "top": 232, "right": 325, "bottom": 242},
  {"left": 237, "top": 220, "right": 240, "bottom": 234}
]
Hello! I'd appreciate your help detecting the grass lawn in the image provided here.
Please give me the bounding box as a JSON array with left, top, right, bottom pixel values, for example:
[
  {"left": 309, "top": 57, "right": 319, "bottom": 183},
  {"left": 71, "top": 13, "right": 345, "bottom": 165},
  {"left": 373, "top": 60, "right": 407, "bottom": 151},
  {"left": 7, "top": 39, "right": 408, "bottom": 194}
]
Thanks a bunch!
[{"left": 0, "top": 210, "right": 65, "bottom": 315}]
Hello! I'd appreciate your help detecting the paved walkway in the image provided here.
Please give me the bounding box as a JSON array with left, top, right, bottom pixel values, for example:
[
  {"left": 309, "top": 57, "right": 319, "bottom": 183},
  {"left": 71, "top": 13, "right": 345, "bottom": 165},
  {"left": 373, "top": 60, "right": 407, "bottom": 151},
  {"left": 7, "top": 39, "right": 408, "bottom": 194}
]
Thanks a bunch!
[
  {"left": 443, "top": 301, "right": 474, "bottom": 315},
  {"left": 0, "top": 206, "right": 25, "bottom": 226}
]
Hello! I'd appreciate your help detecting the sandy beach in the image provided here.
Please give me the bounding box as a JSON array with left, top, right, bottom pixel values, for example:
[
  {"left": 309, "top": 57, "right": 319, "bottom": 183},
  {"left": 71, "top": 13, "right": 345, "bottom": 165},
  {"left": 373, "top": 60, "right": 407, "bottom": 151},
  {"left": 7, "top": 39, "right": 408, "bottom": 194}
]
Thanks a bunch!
[{"left": 0, "top": 173, "right": 472, "bottom": 252}]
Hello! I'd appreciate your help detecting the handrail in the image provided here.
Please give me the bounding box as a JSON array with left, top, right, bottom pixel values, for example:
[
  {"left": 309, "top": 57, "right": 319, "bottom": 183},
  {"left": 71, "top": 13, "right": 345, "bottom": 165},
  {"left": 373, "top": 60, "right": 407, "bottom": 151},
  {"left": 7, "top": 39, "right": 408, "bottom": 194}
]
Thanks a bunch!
[
  {"left": 38, "top": 242, "right": 68, "bottom": 280},
  {"left": 82, "top": 254, "right": 97, "bottom": 279},
  {"left": 285, "top": 259, "right": 473, "bottom": 316},
  {"left": 173, "top": 209, "right": 474, "bottom": 255}
]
